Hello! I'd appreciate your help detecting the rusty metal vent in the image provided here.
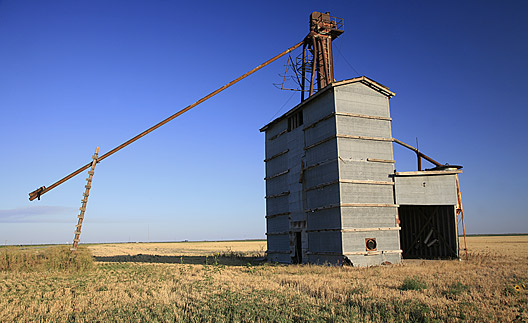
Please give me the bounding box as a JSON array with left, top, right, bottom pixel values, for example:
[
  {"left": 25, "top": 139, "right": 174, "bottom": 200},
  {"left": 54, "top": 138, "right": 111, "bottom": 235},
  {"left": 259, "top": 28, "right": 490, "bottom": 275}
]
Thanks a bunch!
[{"left": 366, "top": 238, "right": 377, "bottom": 251}]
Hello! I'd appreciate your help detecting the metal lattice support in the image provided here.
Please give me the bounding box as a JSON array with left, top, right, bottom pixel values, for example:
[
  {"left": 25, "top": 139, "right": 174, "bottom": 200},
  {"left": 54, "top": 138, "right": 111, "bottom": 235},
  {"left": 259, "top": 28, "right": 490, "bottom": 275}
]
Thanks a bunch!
[{"left": 71, "top": 147, "right": 99, "bottom": 251}]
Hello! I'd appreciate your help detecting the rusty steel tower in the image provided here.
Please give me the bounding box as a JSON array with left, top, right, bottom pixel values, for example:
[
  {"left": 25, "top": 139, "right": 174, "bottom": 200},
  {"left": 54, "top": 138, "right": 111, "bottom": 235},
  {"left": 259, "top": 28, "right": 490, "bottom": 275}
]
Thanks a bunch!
[{"left": 301, "top": 12, "right": 344, "bottom": 101}]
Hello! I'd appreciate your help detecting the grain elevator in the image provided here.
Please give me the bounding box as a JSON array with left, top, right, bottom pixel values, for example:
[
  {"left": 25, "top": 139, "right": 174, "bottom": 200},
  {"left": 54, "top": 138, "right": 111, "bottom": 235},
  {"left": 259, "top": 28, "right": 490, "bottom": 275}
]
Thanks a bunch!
[{"left": 261, "top": 12, "right": 465, "bottom": 266}]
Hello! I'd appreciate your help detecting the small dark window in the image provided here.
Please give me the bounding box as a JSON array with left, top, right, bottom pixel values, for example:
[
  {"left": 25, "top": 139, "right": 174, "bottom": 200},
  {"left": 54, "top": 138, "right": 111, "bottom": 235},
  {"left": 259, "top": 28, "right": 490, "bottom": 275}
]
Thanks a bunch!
[{"left": 287, "top": 110, "right": 303, "bottom": 132}]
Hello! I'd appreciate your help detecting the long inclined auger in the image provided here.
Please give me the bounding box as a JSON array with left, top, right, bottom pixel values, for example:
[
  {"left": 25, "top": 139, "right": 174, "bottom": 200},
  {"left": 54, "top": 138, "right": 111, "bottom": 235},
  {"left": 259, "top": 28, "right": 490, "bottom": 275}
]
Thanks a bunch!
[{"left": 28, "top": 41, "right": 303, "bottom": 202}]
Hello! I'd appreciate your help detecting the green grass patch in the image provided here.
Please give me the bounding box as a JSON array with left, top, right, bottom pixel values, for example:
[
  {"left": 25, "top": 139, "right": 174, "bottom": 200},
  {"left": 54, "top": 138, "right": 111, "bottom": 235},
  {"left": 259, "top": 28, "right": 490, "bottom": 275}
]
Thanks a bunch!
[
  {"left": 443, "top": 281, "right": 469, "bottom": 298},
  {"left": 400, "top": 277, "right": 428, "bottom": 291}
]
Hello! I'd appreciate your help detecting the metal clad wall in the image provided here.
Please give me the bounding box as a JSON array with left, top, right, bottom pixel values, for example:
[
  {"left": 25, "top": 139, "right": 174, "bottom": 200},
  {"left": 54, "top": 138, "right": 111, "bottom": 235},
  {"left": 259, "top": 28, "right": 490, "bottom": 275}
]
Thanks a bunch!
[
  {"left": 341, "top": 207, "right": 397, "bottom": 228},
  {"left": 265, "top": 124, "right": 288, "bottom": 158},
  {"left": 302, "top": 90, "right": 343, "bottom": 262},
  {"left": 305, "top": 140, "right": 338, "bottom": 167},
  {"left": 267, "top": 215, "right": 289, "bottom": 233},
  {"left": 336, "top": 116, "right": 392, "bottom": 138},
  {"left": 346, "top": 252, "right": 401, "bottom": 267},
  {"left": 395, "top": 174, "right": 458, "bottom": 205},
  {"left": 339, "top": 159, "right": 394, "bottom": 182},
  {"left": 334, "top": 82, "right": 401, "bottom": 266},
  {"left": 264, "top": 80, "right": 402, "bottom": 266},
  {"left": 267, "top": 234, "right": 289, "bottom": 252},
  {"left": 342, "top": 231, "right": 400, "bottom": 252},
  {"left": 304, "top": 117, "right": 336, "bottom": 147},
  {"left": 264, "top": 117, "right": 290, "bottom": 262},
  {"left": 265, "top": 163, "right": 288, "bottom": 197},
  {"left": 337, "top": 139, "right": 394, "bottom": 161},
  {"left": 304, "top": 161, "right": 339, "bottom": 188},
  {"left": 266, "top": 195, "right": 289, "bottom": 216},
  {"left": 307, "top": 231, "right": 342, "bottom": 253},
  {"left": 287, "top": 126, "right": 305, "bottom": 222},
  {"left": 340, "top": 183, "right": 394, "bottom": 204},
  {"left": 306, "top": 184, "right": 340, "bottom": 210},
  {"left": 264, "top": 90, "right": 338, "bottom": 263},
  {"left": 267, "top": 232, "right": 290, "bottom": 263},
  {"left": 267, "top": 253, "right": 291, "bottom": 263},
  {"left": 334, "top": 84, "right": 390, "bottom": 118},
  {"left": 303, "top": 91, "right": 335, "bottom": 124},
  {"left": 265, "top": 118, "right": 287, "bottom": 139},
  {"left": 307, "top": 208, "right": 342, "bottom": 230}
]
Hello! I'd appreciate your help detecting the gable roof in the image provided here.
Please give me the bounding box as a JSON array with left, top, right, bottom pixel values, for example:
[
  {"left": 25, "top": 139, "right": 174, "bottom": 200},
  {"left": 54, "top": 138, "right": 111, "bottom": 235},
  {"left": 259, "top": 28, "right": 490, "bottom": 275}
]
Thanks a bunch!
[{"left": 260, "top": 76, "right": 395, "bottom": 132}]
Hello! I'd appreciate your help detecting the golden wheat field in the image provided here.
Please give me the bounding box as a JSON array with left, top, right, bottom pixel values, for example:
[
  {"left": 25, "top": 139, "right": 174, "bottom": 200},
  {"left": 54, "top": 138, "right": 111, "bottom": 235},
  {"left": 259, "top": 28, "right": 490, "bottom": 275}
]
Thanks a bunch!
[{"left": 1, "top": 235, "right": 527, "bottom": 322}]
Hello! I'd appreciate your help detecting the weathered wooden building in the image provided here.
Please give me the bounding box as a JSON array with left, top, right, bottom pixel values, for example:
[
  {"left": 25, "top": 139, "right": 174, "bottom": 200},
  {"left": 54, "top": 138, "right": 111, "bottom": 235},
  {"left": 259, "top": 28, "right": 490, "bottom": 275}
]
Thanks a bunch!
[{"left": 260, "top": 76, "right": 462, "bottom": 266}]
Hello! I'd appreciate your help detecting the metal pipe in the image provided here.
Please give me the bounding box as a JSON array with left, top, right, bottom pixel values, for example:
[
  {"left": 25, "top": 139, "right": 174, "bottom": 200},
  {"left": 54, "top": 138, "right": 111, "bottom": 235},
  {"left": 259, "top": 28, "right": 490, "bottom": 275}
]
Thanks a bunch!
[
  {"left": 29, "top": 41, "right": 304, "bottom": 201},
  {"left": 393, "top": 138, "right": 442, "bottom": 167},
  {"left": 320, "top": 38, "right": 330, "bottom": 87},
  {"left": 328, "top": 40, "right": 334, "bottom": 81},
  {"left": 309, "top": 36, "right": 317, "bottom": 96},
  {"left": 301, "top": 43, "right": 306, "bottom": 102}
]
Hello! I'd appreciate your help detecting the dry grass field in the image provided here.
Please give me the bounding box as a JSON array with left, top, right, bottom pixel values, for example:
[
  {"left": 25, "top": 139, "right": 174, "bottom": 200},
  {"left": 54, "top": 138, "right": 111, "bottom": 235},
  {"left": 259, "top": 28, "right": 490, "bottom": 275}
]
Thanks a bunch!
[{"left": 1, "top": 235, "right": 527, "bottom": 322}]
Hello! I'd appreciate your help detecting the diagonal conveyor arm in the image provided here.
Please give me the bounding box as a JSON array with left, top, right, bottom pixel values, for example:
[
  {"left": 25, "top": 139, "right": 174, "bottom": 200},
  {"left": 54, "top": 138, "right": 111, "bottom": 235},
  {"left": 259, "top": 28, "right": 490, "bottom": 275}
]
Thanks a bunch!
[{"left": 29, "top": 41, "right": 304, "bottom": 201}]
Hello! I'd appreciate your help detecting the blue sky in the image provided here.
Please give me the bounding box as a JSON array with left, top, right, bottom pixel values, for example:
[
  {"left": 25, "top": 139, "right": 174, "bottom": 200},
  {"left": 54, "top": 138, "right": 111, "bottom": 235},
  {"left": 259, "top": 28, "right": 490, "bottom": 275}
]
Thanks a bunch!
[{"left": 1, "top": 1, "right": 527, "bottom": 245}]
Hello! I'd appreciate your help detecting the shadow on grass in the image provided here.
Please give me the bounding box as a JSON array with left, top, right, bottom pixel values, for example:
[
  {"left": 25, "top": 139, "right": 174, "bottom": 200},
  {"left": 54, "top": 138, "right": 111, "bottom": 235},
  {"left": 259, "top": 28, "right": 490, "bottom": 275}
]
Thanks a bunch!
[{"left": 94, "top": 254, "right": 266, "bottom": 266}]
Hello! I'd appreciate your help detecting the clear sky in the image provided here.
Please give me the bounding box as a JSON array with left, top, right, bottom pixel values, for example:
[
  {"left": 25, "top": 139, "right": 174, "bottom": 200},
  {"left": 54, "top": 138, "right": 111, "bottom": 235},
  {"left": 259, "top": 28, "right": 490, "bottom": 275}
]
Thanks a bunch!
[{"left": 1, "top": 1, "right": 527, "bottom": 245}]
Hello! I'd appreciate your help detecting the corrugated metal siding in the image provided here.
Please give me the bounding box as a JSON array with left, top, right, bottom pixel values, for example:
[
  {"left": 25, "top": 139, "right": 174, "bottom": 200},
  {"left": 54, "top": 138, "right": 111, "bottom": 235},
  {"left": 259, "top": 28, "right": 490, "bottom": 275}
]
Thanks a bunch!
[
  {"left": 302, "top": 90, "right": 336, "bottom": 125},
  {"left": 346, "top": 253, "right": 401, "bottom": 267},
  {"left": 304, "top": 160, "right": 339, "bottom": 186},
  {"left": 304, "top": 139, "right": 338, "bottom": 166},
  {"left": 264, "top": 80, "right": 403, "bottom": 265},
  {"left": 307, "top": 231, "right": 342, "bottom": 253},
  {"left": 340, "top": 183, "right": 394, "bottom": 204},
  {"left": 334, "top": 82, "right": 401, "bottom": 266},
  {"left": 336, "top": 116, "right": 392, "bottom": 139},
  {"left": 395, "top": 174, "right": 458, "bottom": 205},
  {"left": 266, "top": 195, "right": 289, "bottom": 216},
  {"left": 286, "top": 126, "right": 305, "bottom": 224},
  {"left": 267, "top": 234, "right": 289, "bottom": 253},
  {"left": 304, "top": 117, "right": 336, "bottom": 147},
  {"left": 267, "top": 215, "right": 289, "bottom": 233},
  {"left": 341, "top": 207, "right": 397, "bottom": 228},
  {"left": 305, "top": 184, "right": 340, "bottom": 210},
  {"left": 342, "top": 231, "right": 400, "bottom": 252},
  {"left": 334, "top": 83, "right": 390, "bottom": 118},
  {"left": 265, "top": 166, "right": 288, "bottom": 196},
  {"left": 265, "top": 131, "right": 288, "bottom": 159},
  {"left": 339, "top": 159, "right": 394, "bottom": 182},
  {"left": 306, "top": 208, "right": 342, "bottom": 230},
  {"left": 267, "top": 252, "right": 291, "bottom": 263},
  {"left": 337, "top": 138, "right": 394, "bottom": 161}
]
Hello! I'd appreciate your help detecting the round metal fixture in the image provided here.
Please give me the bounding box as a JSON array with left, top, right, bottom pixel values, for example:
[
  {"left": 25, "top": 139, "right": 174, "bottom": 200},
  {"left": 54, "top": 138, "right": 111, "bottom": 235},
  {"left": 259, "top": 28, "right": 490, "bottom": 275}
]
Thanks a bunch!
[{"left": 365, "top": 238, "right": 377, "bottom": 251}]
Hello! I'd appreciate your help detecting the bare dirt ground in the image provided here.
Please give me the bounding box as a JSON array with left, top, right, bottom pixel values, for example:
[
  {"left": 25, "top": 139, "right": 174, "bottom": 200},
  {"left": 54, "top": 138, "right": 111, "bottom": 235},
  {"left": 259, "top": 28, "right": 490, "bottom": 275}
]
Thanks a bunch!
[
  {"left": 87, "top": 235, "right": 528, "bottom": 259},
  {"left": 87, "top": 240, "right": 266, "bottom": 257}
]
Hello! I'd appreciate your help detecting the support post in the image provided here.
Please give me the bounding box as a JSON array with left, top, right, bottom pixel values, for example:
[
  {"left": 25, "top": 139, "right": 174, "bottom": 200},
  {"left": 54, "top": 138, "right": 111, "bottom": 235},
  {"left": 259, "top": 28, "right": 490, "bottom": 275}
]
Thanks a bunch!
[{"left": 455, "top": 174, "right": 468, "bottom": 260}]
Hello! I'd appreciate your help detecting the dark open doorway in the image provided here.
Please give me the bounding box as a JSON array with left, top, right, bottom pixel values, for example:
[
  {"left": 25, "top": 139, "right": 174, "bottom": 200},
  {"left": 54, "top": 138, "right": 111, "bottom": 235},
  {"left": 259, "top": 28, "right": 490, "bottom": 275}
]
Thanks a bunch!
[
  {"left": 292, "top": 232, "right": 303, "bottom": 264},
  {"left": 399, "top": 205, "right": 458, "bottom": 259}
]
